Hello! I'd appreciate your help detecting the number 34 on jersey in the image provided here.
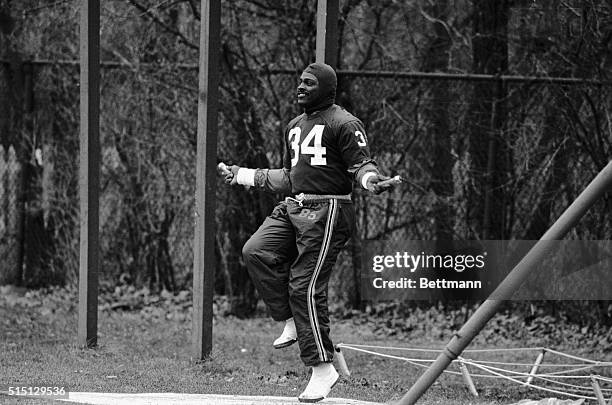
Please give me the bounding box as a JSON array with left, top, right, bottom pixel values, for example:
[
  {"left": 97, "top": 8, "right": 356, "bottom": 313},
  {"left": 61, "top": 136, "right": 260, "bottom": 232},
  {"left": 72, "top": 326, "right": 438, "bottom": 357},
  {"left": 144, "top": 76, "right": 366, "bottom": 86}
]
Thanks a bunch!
[{"left": 288, "top": 124, "right": 368, "bottom": 167}]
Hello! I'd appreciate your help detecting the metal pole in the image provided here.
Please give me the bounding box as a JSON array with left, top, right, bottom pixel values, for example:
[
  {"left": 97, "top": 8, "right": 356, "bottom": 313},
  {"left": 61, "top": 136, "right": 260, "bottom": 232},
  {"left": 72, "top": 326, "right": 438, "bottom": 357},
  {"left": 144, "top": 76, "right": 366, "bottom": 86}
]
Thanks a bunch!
[
  {"left": 397, "top": 160, "right": 612, "bottom": 405},
  {"left": 315, "top": 0, "right": 339, "bottom": 68},
  {"left": 77, "top": 0, "right": 100, "bottom": 349},
  {"left": 192, "top": 0, "right": 220, "bottom": 360}
]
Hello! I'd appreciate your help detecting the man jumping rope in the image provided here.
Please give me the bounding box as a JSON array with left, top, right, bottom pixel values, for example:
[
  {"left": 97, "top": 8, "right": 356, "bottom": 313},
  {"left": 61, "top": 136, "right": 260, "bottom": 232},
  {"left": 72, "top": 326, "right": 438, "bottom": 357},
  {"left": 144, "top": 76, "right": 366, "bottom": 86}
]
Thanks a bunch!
[{"left": 223, "top": 62, "right": 397, "bottom": 402}]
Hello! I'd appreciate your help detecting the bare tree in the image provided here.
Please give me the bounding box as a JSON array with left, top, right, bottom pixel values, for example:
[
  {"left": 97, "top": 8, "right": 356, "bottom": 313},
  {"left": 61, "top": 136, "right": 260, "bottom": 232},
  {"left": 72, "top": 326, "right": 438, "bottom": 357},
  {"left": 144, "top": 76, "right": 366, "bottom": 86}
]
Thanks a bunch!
[{"left": 466, "top": 0, "right": 511, "bottom": 239}]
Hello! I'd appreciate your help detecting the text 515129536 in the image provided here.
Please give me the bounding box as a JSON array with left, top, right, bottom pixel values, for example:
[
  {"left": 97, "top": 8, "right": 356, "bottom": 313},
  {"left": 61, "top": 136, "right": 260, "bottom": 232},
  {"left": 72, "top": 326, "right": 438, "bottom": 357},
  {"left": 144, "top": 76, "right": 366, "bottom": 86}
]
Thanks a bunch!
[{"left": 4, "top": 385, "right": 68, "bottom": 399}]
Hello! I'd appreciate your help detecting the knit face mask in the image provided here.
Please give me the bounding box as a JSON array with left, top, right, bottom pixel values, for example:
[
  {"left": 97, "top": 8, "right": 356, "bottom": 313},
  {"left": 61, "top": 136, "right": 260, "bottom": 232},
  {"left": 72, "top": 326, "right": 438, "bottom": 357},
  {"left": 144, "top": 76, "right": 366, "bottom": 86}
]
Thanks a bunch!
[{"left": 297, "top": 62, "right": 337, "bottom": 113}]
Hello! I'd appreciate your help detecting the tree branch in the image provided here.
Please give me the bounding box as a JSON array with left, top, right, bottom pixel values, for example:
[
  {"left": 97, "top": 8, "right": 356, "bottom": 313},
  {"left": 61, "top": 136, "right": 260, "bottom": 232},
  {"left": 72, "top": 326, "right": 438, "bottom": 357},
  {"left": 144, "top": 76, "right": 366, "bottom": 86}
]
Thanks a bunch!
[{"left": 126, "top": 0, "right": 198, "bottom": 50}]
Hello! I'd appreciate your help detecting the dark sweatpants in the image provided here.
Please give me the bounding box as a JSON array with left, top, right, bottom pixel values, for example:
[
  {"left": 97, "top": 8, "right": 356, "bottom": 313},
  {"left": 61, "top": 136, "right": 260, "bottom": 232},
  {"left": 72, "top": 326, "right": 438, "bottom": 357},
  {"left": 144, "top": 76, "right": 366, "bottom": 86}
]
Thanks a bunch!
[{"left": 242, "top": 198, "right": 354, "bottom": 366}]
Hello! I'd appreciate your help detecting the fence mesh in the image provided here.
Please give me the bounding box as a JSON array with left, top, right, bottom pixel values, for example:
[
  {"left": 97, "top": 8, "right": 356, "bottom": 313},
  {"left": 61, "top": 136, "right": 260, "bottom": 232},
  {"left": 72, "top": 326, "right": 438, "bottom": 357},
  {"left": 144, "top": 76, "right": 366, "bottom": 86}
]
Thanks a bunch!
[
  {"left": 0, "top": 145, "right": 21, "bottom": 280},
  {"left": 0, "top": 62, "right": 611, "bottom": 310},
  {"left": 263, "top": 72, "right": 612, "bottom": 240}
]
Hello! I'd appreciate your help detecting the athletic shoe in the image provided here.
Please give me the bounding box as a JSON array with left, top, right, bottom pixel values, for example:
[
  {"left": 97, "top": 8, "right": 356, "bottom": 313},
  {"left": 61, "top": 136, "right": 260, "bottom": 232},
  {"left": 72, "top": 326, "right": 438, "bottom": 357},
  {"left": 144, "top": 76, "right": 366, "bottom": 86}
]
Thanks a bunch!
[
  {"left": 298, "top": 363, "right": 339, "bottom": 403},
  {"left": 273, "top": 317, "right": 297, "bottom": 349}
]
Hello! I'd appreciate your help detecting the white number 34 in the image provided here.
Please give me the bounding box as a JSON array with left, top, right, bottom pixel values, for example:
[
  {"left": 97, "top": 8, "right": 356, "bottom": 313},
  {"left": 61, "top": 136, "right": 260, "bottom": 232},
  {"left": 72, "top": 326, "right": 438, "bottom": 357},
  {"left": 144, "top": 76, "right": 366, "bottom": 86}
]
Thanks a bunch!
[
  {"left": 288, "top": 126, "right": 368, "bottom": 167},
  {"left": 288, "top": 125, "right": 327, "bottom": 166}
]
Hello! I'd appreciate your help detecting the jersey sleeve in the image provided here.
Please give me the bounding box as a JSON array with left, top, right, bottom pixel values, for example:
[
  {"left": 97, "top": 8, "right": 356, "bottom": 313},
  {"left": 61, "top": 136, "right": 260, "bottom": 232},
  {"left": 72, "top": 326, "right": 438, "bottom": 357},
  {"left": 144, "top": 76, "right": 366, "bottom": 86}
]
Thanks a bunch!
[
  {"left": 251, "top": 125, "right": 293, "bottom": 194},
  {"left": 253, "top": 168, "right": 292, "bottom": 194},
  {"left": 338, "top": 120, "right": 381, "bottom": 187}
]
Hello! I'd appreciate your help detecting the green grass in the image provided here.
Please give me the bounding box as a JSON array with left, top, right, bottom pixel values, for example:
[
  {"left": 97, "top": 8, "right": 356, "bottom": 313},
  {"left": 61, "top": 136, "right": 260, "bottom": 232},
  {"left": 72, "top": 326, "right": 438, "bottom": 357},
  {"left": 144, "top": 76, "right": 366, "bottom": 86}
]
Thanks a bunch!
[{"left": 1, "top": 289, "right": 610, "bottom": 405}]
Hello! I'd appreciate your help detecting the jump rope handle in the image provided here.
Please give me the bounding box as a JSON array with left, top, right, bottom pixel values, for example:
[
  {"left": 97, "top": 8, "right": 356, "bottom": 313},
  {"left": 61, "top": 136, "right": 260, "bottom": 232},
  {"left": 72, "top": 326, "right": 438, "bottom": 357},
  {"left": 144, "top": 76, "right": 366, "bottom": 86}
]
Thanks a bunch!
[
  {"left": 376, "top": 175, "right": 404, "bottom": 187},
  {"left": 217, "top": 162, "right": 231, "bottom": 176}
]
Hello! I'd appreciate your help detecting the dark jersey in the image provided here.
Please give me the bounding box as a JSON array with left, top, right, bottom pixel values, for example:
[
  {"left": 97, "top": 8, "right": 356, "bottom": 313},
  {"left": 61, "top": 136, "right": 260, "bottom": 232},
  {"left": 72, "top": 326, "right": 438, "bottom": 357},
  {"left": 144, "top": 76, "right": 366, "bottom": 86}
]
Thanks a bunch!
[{"left": 283, "top": 104, "right": 373, "bottom": 195}]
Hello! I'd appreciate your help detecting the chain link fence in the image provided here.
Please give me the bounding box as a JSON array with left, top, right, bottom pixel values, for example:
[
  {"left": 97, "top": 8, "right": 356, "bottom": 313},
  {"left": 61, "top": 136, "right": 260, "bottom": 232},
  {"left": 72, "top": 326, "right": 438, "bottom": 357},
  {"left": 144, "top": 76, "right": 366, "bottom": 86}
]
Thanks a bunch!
[
  {"left": 225, "top": 71, "right": 612, "bottom": 307},
  {"left": 0, "top": 62, "right": 610, "bottom": 311},
  {"left": 0, "top": 145, "right": 22, "bottom": 282},
  {"left": 332, "top": 74, "right": 611, "bottom": 305},
  {"left": 0, "top": 61, "right": 22, "bottom": 284}
]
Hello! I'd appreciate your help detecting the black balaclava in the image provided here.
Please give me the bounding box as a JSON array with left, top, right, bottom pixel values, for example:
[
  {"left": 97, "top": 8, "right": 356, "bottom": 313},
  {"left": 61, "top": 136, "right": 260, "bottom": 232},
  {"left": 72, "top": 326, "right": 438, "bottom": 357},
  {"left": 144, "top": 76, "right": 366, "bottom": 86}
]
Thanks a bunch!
[{"left": 301, "top": 62, "right": 337, "bottom": 114}]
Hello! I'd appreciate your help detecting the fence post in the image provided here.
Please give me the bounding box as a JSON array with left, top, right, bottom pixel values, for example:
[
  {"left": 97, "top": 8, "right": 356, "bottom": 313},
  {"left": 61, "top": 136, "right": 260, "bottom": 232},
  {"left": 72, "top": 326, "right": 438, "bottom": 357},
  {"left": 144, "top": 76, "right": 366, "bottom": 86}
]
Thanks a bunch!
[
  {"left": 77, "top": 0, "right": 100, "bottom": 349},
  {"left": 316, "top": 0, "right": 339, "bottom": 68},
  {"left": 192, "top": 0, "right": 221, "bottom": 361}
]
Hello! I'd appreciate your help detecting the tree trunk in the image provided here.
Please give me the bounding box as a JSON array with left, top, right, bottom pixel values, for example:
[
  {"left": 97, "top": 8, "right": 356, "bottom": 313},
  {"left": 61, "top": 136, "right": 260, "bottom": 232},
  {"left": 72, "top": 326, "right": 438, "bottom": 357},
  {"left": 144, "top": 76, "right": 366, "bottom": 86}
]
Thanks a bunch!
[
  {"left": 421, "top": 0, "right": 453, "bottom": 241},
  {"left": 467, "top": 0, "right": 510, "bottom": 240}
]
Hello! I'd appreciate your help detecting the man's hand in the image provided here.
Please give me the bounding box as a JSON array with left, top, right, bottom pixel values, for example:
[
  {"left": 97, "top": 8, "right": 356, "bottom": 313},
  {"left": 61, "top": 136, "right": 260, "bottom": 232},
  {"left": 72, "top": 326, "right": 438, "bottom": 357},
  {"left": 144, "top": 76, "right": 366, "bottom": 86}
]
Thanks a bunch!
[
  {"left": 224, "top": 165, "right": 241, "bottom": 186},
  {"left": 366, "top": 174, "right": 400, "bottom": 194}
]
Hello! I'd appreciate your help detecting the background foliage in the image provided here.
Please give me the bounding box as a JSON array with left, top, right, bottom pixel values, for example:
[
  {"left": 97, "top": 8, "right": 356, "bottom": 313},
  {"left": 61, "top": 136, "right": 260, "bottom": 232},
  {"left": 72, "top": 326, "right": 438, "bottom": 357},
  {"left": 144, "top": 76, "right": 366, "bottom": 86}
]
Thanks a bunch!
[{"left": 0, "top": 0, "right": 611, "bottom": 322}]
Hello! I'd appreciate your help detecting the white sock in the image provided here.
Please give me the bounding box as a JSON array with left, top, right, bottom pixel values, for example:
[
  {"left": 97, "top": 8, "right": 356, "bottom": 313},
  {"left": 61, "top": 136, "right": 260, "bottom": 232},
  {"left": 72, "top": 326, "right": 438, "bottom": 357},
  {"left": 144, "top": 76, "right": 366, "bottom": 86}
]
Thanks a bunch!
[{"left": 312, "top": 362, "right": 334, "bottom": 377}]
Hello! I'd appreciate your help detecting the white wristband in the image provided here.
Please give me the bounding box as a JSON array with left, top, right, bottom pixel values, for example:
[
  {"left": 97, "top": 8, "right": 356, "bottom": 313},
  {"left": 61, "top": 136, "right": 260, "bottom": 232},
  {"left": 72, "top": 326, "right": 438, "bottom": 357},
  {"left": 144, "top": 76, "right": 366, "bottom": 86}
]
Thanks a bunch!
[
  {"left": 236, "top": 168, "right": 256, "bottom": 187},
  {"left": 361, "top": 172, "right": 377, "bottom": 190}
]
